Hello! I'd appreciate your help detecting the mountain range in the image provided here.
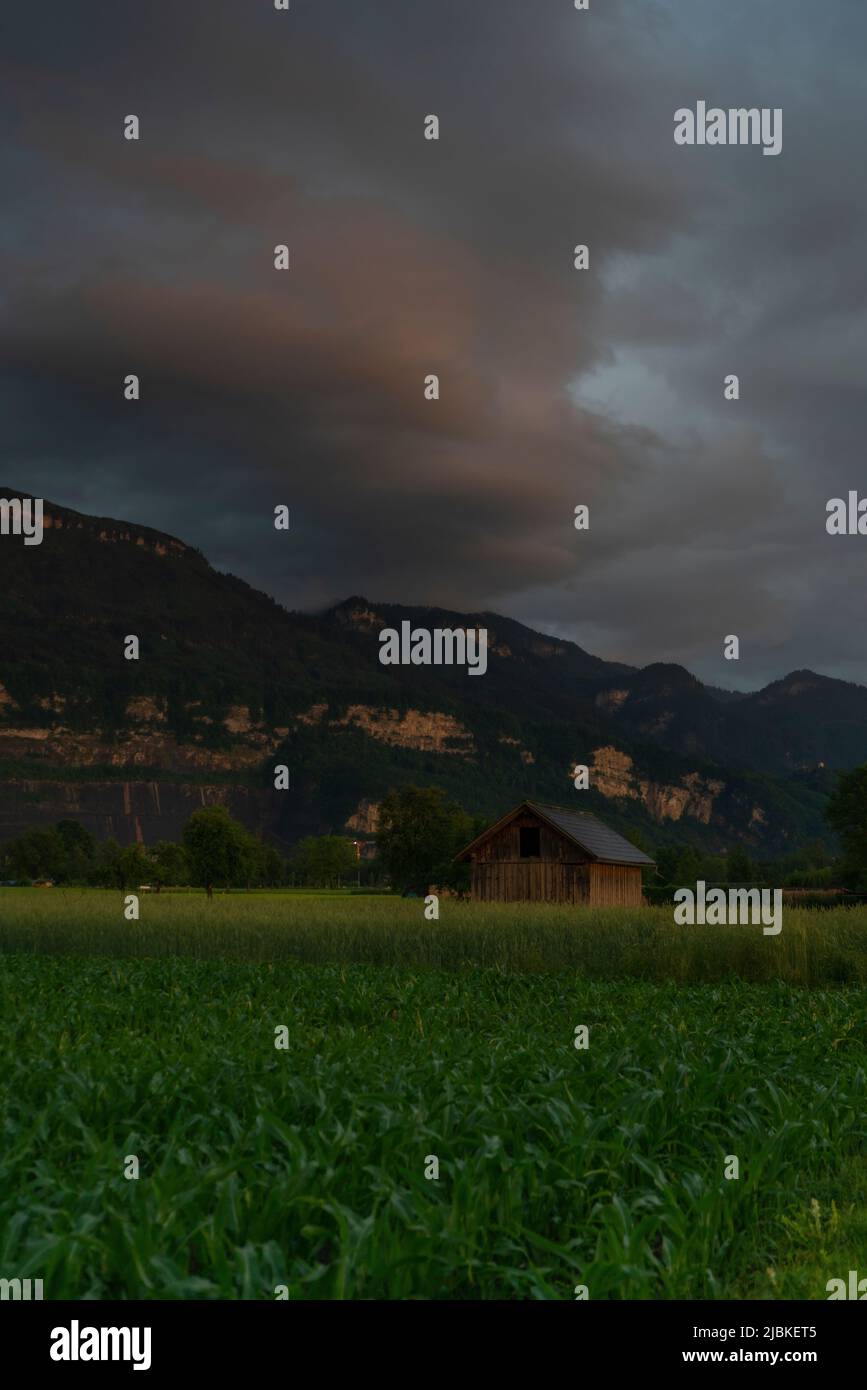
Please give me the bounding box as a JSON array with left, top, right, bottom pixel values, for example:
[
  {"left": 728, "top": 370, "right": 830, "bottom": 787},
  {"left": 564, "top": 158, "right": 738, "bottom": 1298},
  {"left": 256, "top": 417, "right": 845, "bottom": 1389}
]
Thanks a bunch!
[{"left": 0, "top": 489, "right": 858, "bottom": 857}]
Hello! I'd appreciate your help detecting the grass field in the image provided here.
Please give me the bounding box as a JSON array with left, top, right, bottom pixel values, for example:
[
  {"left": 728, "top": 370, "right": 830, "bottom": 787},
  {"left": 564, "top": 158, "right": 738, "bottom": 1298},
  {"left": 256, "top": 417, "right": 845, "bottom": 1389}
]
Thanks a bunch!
[
  {"left": 2, "top": 888, "right": 867, "bottom": 983},
  {"left": 1, "top": 890, "right": 865, "bottom": 1299}
]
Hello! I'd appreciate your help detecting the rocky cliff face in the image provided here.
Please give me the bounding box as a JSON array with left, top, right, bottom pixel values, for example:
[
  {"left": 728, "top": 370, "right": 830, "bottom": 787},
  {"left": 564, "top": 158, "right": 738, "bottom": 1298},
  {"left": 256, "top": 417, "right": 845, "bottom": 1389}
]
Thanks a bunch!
[
  {"left": 330, "top": 706, "right": 474, "bottom": 754},
  {"left": 0, "top": 695, "right": 284, "bottom": 773},
  {"left": 38, "top": 496, "right": 191, "bottom": 560},
  {"left": 0, "top": 778, "right": 270, "bottom": 846},
  {"left": 589, "top": 746, "right": 725, "bottom": 825},
  {"left": 345, "top": 798, "right": 381, "bottom": 834},
  {"left": 0, "top": 706, "right": 775, "bottom": 849}
]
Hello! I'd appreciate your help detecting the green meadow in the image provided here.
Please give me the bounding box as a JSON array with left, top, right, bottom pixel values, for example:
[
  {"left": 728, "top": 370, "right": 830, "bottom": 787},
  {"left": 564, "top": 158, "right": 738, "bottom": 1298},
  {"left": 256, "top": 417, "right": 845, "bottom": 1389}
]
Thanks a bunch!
[
  {"left": 1, "top": 890, "right": 865, "bottom": 1299},
  {"left": 3, "top": 888, "right": 867, "bottom": 983}
]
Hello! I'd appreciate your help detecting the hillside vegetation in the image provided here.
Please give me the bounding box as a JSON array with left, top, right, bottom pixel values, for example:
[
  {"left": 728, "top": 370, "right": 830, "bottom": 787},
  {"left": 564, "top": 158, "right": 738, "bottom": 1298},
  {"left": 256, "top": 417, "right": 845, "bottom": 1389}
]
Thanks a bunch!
[{"left": 0, "top": 491, "right": 858, "bottom": 854}]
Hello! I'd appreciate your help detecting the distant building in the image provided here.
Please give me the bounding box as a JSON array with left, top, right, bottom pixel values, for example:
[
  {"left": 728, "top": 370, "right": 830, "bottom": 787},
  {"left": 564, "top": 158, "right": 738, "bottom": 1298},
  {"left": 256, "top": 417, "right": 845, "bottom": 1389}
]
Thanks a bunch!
[{"left": 455, "top": 800, "right": 654, "bottom": 907}]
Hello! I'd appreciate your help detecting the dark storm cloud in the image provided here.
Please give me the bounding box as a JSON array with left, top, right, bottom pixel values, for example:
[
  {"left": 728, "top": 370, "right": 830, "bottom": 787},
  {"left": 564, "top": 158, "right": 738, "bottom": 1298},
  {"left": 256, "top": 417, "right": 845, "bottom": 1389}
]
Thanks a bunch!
[{"left": 3, "top": 0, "right": 867, "bottom": 686}]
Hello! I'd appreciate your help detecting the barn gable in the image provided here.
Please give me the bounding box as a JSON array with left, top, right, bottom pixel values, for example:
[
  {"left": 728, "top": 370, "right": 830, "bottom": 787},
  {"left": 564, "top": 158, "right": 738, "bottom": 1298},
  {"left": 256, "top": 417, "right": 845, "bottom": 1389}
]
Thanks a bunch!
[
  {"left": 456, "top": 801, "right": 655, "bottom": 866},
  {"left": 455, "top": 800, "right": 654, "bottom": 907}
]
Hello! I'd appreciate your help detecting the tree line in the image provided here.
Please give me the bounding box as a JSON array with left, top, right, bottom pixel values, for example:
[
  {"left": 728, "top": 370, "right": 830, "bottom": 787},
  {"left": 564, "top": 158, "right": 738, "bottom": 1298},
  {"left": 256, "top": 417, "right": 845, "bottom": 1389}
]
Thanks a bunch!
[
  {"left": 1, "top": 769, "right": 865, "bottom": 895},
  {"left": 0, "top": 786, "right": 482, "bottom": 896},
  {"left": 0, "top": 808, "right": 362, "bottom": 895},
  {"left": 0, "top": 786, "right": 479, "bottom": 896}
]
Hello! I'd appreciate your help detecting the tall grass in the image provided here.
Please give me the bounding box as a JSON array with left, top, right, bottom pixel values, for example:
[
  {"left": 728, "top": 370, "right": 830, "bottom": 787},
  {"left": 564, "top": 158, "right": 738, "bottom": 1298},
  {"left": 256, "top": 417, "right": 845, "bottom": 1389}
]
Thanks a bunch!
[
  {"left": 1, "top": 957, "right": 864, "bottom": 1298},
  {"left": 3, "top": 892, "right": 866, "bottom": 1298},
  {"left": 1, "top": 888, "right": 866, "bottom": 983}
]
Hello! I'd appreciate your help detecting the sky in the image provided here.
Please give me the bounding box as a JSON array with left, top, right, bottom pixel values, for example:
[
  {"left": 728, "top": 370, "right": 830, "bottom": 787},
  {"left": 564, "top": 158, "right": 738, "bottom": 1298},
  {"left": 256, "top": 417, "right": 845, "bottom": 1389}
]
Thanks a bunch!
[{"left": 3, "top": 0, "right": 867, "bottom": 691}]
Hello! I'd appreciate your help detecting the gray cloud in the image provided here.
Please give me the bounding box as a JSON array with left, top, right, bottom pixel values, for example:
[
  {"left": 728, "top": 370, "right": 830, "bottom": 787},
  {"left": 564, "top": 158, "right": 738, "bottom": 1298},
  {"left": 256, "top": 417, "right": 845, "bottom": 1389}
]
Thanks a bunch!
[{"left": 3, "top": 0, "right": 867, "bottom": 688}]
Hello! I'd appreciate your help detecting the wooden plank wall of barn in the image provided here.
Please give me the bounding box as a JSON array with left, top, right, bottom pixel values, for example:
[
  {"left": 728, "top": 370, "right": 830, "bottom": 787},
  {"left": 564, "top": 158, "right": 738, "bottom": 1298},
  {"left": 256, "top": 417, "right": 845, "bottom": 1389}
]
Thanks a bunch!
[
  {"left": 470, "top": 812, "right": 591, "bottom": 903},
  {"left": 587, "top": 862, "right": 644, "bottom": 907},
  {"left": 470, "top": 859, "right": 590, "bottom": 903}
]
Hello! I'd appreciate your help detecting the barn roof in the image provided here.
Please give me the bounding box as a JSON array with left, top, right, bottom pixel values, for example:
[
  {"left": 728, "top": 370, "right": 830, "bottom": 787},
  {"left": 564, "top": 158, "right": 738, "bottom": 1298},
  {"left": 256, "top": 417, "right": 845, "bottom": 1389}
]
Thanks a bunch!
[{"left": 455, "top": 800, "right": 656, "bottom": 866}]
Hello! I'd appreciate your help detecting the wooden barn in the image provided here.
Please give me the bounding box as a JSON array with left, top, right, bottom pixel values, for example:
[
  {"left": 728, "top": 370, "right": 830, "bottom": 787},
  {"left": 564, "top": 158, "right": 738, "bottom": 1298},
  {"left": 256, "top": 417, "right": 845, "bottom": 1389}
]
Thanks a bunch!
[{"left": 455, "top": 800, "right": 655, "bottom": 907}]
